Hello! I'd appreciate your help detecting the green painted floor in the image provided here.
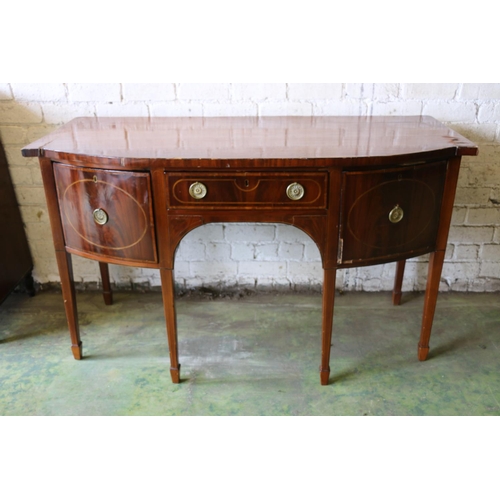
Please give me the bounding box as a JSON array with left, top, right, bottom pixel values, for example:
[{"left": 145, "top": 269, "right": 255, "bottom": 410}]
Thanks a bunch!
[{"left": 1, "top": 289, "right": 499, "bottom": 415}]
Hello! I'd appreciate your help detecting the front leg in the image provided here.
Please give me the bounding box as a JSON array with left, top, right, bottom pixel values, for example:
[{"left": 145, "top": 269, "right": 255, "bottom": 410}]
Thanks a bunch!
[
  {"left": 320, "top": 268, "right": 337, "bottom": 385},
  {"left": 418, "top": 250, "right": 446, "bottom": 361},
  {"left": 160, "top": 268, "right": 181, "bottom": 383},
  {"left": 55, "top": 250, "right": 82, "bottom": 359}
]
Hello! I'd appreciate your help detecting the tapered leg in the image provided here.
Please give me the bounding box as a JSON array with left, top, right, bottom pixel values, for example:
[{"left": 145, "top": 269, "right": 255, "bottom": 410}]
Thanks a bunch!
[
  {"left": 160, "top": 268, "right": 181, "bottom": 383},
  {"left": 418, "top": 250, "right": 446, "bottom": 361},
  {"left": 99, "top": 262, "right": 113, "bottom": 306},
  {"left": 55, "top": 250, "right": 82, "bottom": 359},
  {"left": 392, "top": 259, "right": 406, "bottom": 306},
  {"left": 320, "top": 268, "right": 337, "bottom": 385}
]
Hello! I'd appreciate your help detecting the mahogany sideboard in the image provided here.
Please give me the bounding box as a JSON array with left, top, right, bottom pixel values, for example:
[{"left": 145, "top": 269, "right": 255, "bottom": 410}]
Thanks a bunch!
[{"left": 22, "top": 116, "right": 478, "bottom": 385}]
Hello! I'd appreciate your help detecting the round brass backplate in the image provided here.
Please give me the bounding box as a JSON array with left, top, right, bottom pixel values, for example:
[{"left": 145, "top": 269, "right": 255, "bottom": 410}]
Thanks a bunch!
[
  {"left": 93, "top": 208, "right": 109, "bottom": 225},
  {"left": 389, "top": 205, "right": 404, "bottom": 224},
  {"left": 286, "top": 182, "right": 305, "bottom": 201},
  {"left": 189, "top": 182, "right": 207, "bottom": 200}
]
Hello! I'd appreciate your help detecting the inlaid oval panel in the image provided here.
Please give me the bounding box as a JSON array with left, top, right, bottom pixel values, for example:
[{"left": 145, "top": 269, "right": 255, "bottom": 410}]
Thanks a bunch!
[
  {"left": 339, "top": 162, "right": 447, "bottom": 265},
  {"left": 54, "top": 163, "right": 157, "bottom": 264}
]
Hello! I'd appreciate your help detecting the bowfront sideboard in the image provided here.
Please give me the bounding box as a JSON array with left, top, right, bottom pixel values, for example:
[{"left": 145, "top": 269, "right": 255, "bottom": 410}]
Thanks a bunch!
[{"left": 22, "top": 116, "right": 478, "bottom": 385}]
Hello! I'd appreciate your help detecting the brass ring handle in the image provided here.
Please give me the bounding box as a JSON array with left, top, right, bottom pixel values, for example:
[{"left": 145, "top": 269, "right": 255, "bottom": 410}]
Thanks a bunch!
[
  {"left": 189, "top": 182, "right": 207, "bottom": 200},
  {"left": 286, "top": 182, "right": 305, "bottom": 201},
  {"left": 93, "top": 208, "right": 108, "bottom": 225},
  {"left": 389, "top": 205, "right": 404, "bottom": 224}
]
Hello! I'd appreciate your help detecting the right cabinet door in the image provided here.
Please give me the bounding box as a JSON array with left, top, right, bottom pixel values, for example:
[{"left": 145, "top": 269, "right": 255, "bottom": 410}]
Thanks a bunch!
[{"left": 339, "top": 161, "right": 448, "bottom": 266}]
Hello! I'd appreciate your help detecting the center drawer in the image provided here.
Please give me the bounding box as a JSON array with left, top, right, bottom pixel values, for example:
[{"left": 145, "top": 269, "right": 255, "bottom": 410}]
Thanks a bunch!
[{"left": 166, "top": 172, "right": 328, "bottom": 209}]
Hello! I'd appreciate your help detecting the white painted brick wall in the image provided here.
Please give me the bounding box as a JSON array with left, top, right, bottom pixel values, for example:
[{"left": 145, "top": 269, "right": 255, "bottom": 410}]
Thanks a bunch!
[{"left": 1, "top": 83, "right": 499, "bottom": 292}]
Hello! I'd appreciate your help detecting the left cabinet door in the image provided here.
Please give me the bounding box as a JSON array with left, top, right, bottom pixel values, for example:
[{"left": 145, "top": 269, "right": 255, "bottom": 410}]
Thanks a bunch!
[{"left": 54, "top": 163, "right": 157, "bottom": 264}]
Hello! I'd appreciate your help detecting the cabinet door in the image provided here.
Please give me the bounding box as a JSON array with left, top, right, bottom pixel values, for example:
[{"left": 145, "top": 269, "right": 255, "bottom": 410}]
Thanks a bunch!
[
  {"left": 54, "top": 163, "right": 157, "bottom": 264},
  {"left": 339, "top": 161, "right": 447, "bottom": 266}
]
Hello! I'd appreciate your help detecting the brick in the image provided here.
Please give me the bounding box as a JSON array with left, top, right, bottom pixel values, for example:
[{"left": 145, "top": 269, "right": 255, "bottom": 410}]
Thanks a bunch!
[
  {"left": 287, "top": 83, "right": 342, "bottom": 100},
  {"left": 467, "top": 165, "right": 500, "bottom": 188},
  {"left": 450, "top": 123, "right": 497, "bottom": 142},
  {"left": 344, "top": 83, "right": 399, "bottom": 100},
  {"left": 256, "top": 276, "right": 291, "bottom": 288},
  {"left": 460, "top": 83, "right": 500, "bottom": 100},
  {"left": 313, "top": 100, "right": 368, "bottom": 116},
  {"left": 230, "top": 243, "right": 255, "bottom": 261},
  {"left": 258, "top": 101, "right": 313, "bottom": 116},
  {"left": 0, "top": 83, "right": 12, "bottom": 99},
  {"left": 276, "top": 225, "right": 310, "bottom": 242},
  {"left": 232, "top": 83, "right": 286, "bottom": 101},
  {"left": 13, "top": 186, "right": 47, "bottom": 206},
  {"left": 402, "top": 83, "right": 459, "bottom": 99},
  {"left": 171, "top": 261, "right": 189, "bottom": 279},
  {"left": 469, "top": 278, "right": 500, "bottom": 292},
  {"left": 25, "top": 221, "right": 53, "bottom": 242},
  {"left": 177, "top": 83, "right": 230, "bottom": 101},
  {"left": 481, "top": 244, "right": 500, "bottom": 260},
  {"left": 184, "top": 223, "right": 224, "bottom": 241},
  {"left": 41, "top": 102, "right": 96, "bottom": 124},
  {"left": 455, "top": 187, "right": 492, "bottom": 205},
  {"left": 142, "top": 269, "right": 161, "bottom": 287},
  {"left": 0, "top": 125, "right": 27, "bottom": 144},
  {"left": 225, "top": 224, "right": 275, "bottom": 242},
  {"left": 5, "top": 147, "right": 31, "bottom": 167},
  {"left": 467, "top": 208, "right": 500, "bottom": 225},
  {"left": 238, "top": 261, "right": 286, "bottom": 277},
  {"left": 478, "top": 103, "right": 499, "bottom": 123},
  {"left": 448, "top": 226, "right": 494, "bottom": 243},
  {"left": 67, "top": 83, "right": 121, "bottom": 102},
  {"left": 26, "top": 125, "right": 57, "bottom": 143},
  {"left": 0, "top": 101, "right": 43, "bottom": 123},
  {"left": 277, "top": 242, "right": 304, "bottom": 260},
  {"left": 451, "top": 207, "right": 467, "bottom": 225},
  {"left": 446, "top": 244, "right": 454, "bottom": 260},
  {"left": 190, "top": 261, "right": 238, "bottom": 279},
  {"left": 95, "top": 103, "right": 149, "bottom": 117},
  {"left": 149, "top": 102, "right": 203, "bottom": 117},
  {"left": 18, "top": 206, "right": 47, "bottom": 223},
  {"left": 454, "top": 244, "right": 479, "bottom": 260},
  {"left": 255, "top": 243, "right": 279, "bottom": 260},
  {"left": 442, "top": 262, "right": 480, "bottom": 283},
  {"left": 176, "top": 241, "right": 205, "bottom": 261},
  {"left": 206, "top": 243, "right": 231, "bottom": 261},
  {"left": 122, "top": 83, "right": 175, "bottom": 101},
  {"left": 287, "top": 262, "right": 322, "bottom": 283},
  {"left": 472, "top": 144, "right": 500, "bottom": 164},
  {"left": 304, "top": 242, "right": 321, "bottom": 262},
  {"left": 370, "top": 100, "right": 423, "bottom": 116},
  {"left": 202, "top": 102, "right": 257, "bottom": 116},
  {"left": 422, "top": 101, "right": 476, "bottom": 122},
  {"left": 479, "top": 262, "right": 500, "bottom": 278},
  {"left": 11, "top": 83, "right": 66, "bottom": 101},
  {"left": 8, "top": 166, "right": 32, "bottom": 185}
]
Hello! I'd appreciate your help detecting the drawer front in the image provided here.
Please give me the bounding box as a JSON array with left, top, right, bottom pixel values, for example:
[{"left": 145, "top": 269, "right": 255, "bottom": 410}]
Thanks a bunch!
[
  {"left": 167, "top": 172, "right": 328, "bottom": 209},
  {"left": 339, "top": 162, "right": 447, "bottom": 265},
  {"left": 54, "top": 163, "right": 157, "bottom": 263}
]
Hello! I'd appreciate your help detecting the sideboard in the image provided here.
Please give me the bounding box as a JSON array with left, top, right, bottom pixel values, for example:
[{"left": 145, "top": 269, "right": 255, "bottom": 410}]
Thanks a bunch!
[{"left": 22, "top": 116, "right": 478, "bottom": 385}]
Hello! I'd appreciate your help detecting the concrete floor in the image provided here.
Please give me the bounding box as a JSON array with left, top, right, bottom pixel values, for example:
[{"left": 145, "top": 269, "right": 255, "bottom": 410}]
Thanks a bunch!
[{"left": 1, "top": 288, "right": 499, "bottom": 415}]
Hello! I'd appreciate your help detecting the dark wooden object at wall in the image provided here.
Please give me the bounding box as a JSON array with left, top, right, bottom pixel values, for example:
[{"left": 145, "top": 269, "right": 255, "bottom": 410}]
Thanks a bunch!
[
  {"left": 0, "top": 138, "right": 34, "bottom": 305},
  {"left": 22, "top": 116, "right": 478, "bottom": 385}
]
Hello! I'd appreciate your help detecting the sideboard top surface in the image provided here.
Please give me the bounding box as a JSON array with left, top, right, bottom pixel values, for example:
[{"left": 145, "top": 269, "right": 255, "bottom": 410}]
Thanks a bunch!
[{"left": 22, "top": 116, "right": 478, "bottom": 164}]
